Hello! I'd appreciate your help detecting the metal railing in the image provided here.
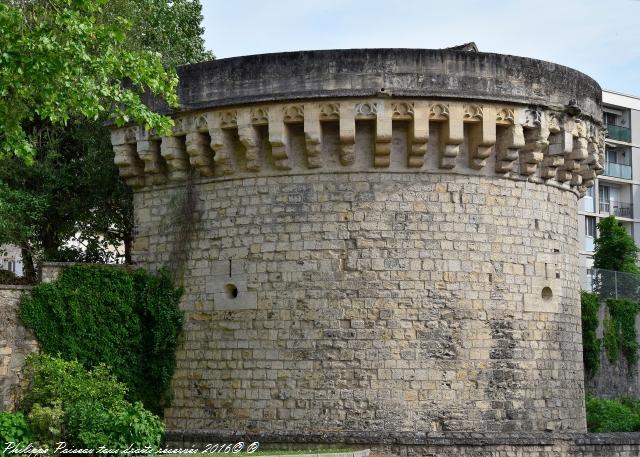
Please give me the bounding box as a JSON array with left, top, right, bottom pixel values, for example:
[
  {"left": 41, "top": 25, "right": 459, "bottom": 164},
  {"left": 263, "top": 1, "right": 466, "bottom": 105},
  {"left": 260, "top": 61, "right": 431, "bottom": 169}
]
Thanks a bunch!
[
  {"left": 599, "top": 199, "right": 633, "bottom": 218},
  {"left": 606, "top": 124, "right": 632, "bottom": 143},
  {"left": 603, "top": 161, "right": 632, "bottom": 179},
  {"left": 583, "top": 268, "right": 640, "bottom": 301}
]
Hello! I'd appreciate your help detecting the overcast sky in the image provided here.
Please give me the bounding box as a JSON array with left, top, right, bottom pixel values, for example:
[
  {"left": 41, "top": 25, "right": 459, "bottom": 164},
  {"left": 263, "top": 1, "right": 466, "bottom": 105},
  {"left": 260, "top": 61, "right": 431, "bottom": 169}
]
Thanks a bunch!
[{"left": 201, "top": 0, "right": 640, "bottom": 96}]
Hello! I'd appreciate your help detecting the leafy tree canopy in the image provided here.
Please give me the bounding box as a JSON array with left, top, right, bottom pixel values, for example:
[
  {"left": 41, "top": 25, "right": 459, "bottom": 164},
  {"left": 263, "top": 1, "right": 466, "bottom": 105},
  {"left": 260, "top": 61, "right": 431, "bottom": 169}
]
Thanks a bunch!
[
  {"left": 0, "top": 122, "right": 130, "bottom": 266},
  {"left": 594, "top": 215, "right": 640, "bottom": 273},
  {"left": 103, "top": 0, "right": 215, "bottom": 68},
  {"left": 0, "top": 0, "right": 179, "bottom": 162},
  {"left": 0, "top": 0, "right": 213, "bottom": 276}
]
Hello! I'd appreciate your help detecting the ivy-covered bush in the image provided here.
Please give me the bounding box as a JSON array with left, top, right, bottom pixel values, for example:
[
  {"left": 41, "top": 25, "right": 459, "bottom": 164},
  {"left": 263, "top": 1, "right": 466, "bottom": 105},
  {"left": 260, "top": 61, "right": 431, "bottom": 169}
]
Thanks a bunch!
[
  {"left": 19, "top": 265, "right": 183, "bottom": 414},
  {"left": 586, "top": 394, "right": 640, "bottom": 432},
  {"left": 581, "top": 291, "right": 601, "bottom": 376},
  {"left": 0, "top": 412, "right": 31, "bottom": 455},
  {"left": 21, "top": 354, "right": 164, "bottom": 449},
  {"left": 606, "top": 299, "right": 640, "bottom": 367}
]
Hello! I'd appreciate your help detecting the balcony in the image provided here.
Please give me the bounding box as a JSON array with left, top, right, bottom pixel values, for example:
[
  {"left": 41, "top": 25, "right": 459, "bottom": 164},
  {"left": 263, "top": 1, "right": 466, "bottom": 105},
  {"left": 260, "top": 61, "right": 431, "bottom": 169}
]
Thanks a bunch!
[
  {"left": 604, "top": 161, "right": 632, "bottom": 179},
  {"left": 606, "top": 124, "right": 632, "bottom": 143},
  {"left": 599, "top": 199, "right": 633, "bottom": 218}
]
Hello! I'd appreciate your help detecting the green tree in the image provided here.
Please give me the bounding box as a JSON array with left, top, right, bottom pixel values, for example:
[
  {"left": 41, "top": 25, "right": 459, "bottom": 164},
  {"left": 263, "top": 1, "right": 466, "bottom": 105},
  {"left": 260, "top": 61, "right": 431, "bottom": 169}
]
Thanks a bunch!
[
  {"left": 0, "top": 0, "right": 179, "bottom": 161},
  {"left": 0, "top": 122, "right": 131, "bottom": 277},
  {"left": 594, "top": 216, "right": 640, "bottom": 273},
  {"left": 103, "top": 0, "right": 214, "bottom": 68},
  {"left": 0, "top": 0, "right": 213, "bottom": 278}
]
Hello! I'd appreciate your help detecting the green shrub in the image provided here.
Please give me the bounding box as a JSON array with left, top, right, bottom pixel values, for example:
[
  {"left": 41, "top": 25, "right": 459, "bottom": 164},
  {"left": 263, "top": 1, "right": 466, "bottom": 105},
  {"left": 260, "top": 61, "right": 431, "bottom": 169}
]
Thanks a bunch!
[
  {"left": 21, "top": 354, "right": 164, "bottom": 449},
  {"left": 27, "top": 400, "right": 63, "bottom": 448},
  {"left": 581, "top": 291, "right": 601, "bottom": 375},
  {"left": 20, "top": 265, "right": 183, "bottom": 414},
  {"left": 586, "top": 394, "right": 640, "bottom": 432},
  {"left": 0, "top": 412, "right": 31, "bottom": 455}
]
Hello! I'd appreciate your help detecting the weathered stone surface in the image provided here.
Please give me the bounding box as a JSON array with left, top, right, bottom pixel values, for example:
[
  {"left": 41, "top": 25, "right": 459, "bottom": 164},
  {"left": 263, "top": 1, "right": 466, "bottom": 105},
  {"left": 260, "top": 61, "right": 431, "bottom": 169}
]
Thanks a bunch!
[
  {"left": 0, "top": 285, "right": 38, "bottom": 411},
  {"left": 164, "top": 49, "right": 602, "bottom": 123},
  {"left": 133, "top": 173, "right": 585, "bottom": 434}
]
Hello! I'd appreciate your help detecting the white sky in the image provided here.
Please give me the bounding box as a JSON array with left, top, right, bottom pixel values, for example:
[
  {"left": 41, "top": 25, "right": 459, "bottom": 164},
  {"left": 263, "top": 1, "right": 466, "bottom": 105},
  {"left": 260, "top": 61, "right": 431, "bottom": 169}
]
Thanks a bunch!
[{"left": 201, "top": 0, "right": 640, "bottom": 96}]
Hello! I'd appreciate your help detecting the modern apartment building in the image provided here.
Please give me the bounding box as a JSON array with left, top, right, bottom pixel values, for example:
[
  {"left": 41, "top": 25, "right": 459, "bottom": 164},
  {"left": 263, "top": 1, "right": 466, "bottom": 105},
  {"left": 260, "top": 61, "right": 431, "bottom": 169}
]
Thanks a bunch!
[{"left": 578, "top": 90, "right": 640, "bottom": 276}]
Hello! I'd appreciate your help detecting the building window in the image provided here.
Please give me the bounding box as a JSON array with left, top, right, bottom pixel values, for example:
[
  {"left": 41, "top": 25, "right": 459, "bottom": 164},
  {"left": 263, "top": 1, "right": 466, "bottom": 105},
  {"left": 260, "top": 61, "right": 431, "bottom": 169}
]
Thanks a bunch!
[
  {"left": 604, "top": 112, "right": 619, "bottom": 126},
  {"left": 7, "top": 260, "right": 14, "bottom": 273},
  {"left": 585, "top": 186, "right": 594, "bottom": 198},
  {"left": 585, "top": 216, "right": 596, "bottom": 238}
]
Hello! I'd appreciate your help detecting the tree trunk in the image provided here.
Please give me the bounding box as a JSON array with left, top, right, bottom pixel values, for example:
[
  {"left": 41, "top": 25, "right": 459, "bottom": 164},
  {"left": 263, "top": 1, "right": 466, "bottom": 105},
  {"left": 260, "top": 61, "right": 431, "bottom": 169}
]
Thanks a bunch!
[
  {"left": 20, "top": 243, "right": 37, "bottom": 283},
  {"left": 123, "top": 230, "right": 132, "bottom": 265}
]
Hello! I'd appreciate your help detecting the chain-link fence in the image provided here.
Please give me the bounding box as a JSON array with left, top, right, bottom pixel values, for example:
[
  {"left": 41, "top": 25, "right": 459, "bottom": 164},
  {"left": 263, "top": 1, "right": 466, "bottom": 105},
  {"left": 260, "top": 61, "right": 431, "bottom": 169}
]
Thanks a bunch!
[{"left": 583, "top": 267, "right": 640, "bottom": 301}]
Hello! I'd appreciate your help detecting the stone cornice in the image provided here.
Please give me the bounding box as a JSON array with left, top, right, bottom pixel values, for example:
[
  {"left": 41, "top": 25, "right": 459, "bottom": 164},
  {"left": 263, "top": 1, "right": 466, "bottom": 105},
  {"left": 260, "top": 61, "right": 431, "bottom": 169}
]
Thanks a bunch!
[{"left": 111, "top": 98, "right": 604, "bottom": 197}]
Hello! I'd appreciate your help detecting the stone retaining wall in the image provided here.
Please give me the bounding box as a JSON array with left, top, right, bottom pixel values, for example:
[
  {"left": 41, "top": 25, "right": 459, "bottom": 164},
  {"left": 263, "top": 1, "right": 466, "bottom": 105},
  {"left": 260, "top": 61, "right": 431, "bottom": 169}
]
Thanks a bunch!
[
  {"left": 166, "top": 431, "right": 640, "bottom": 457},
  {"left": 0, "top": 285, "right": 37, "bottom": 411}
]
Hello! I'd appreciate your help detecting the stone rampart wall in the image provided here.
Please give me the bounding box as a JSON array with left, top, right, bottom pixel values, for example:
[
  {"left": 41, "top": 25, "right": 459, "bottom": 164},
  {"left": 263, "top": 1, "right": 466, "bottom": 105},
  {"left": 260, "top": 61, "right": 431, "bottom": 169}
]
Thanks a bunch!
[
  {"left": 0, "top": 285, "right": 37, "bottom": 411},
  {"left": 133, "top": 170, "right": 584, "bottom": 434}
]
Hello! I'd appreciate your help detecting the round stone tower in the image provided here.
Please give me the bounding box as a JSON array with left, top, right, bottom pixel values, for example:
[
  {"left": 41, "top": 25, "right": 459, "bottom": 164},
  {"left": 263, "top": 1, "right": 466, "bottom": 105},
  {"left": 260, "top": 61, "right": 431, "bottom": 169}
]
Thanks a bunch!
[{"left": 111, "top": 49, "right": 604, "bottom": 442}]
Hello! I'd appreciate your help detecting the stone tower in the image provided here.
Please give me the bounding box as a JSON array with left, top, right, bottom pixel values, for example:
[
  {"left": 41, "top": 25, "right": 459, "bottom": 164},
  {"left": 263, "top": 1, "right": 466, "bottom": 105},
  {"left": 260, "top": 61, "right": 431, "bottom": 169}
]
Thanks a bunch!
[{"left": 110, "top": 49, "right": 605, "bottom": 449}]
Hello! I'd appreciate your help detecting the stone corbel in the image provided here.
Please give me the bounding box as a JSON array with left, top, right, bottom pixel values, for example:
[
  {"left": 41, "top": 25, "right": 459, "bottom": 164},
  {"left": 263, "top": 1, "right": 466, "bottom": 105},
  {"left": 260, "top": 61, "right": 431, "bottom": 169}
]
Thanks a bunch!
[
  {"left": 339, "top": 103, "right": 355, "bottom": 166},
  {"left": 556, "top": 118, "right": 582, "bottom": 184},
  {"left": 160, "top": 135, "right": 190, "bottom": 181},
  {"left": 541, "top": 113, "right": 569, "bottom": 181},
  {"left": 374, "top": 101, "right": 392, "bottom": 168},
  {"left": 434, "top": 103, "right": 463, "bottom": 169},
  {"left": 494, "top": 109, "right": 523, "bottom": 173},
  {"left": 303, "top": 103, "right": 322, "bottom": 169},
  {"left": 185, "top": 129, "right": 215, "bottom": 177},
  {"left": 210, "top": 110, "right": 237, "bottom": 175},
  {"left": 136, "top": 128, "right": 166, "bottom": 185},
  {"left": 466, "top": 105, "right": 496, "bottom": 170},
  {"left": 111, "top": 127, "right": 145, "bottom": 188},
  {"left": 409, "top": 101, "right": 428, "bottom": 168},
  {"left": 518, "top": 109, "right": 548, "bottom": 176},
  {"left": 568, "top": 120, "right": 589, "bottom": 167},
  {"left": 587, "top": 124, "right": 604, "bottom": 176},
  {"left": 268, "top": 107, "right": 291, "bottom": 170},
  {"left": 578, "top": 162, "right": 597, "bottom": 189}
]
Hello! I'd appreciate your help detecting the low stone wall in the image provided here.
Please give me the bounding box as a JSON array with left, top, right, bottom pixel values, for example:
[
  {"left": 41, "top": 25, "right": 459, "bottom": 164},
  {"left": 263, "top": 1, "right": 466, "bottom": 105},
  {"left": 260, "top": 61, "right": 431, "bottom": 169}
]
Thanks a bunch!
[
  {"left": 40, "top": 261, "right": 79, "bottom": 283},
  {"left": 0, "top": 285, "right": 37, "bottom": 411},
  {"left": 166, "top": 431, "right": 640, "bottom": 457}
]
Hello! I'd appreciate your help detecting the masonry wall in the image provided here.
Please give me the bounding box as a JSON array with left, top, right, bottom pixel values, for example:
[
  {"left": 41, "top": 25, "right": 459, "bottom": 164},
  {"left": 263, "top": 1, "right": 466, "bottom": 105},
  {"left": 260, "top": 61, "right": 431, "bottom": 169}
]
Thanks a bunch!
[
  {"left": 166, "top": 430, "right": 640, "bottom": 457},
  {"left": 132, "top": 169, "right": 584, "bottom": 434},
  {"left": 0, "top": 285, "right": 37, "bottom": 411}
]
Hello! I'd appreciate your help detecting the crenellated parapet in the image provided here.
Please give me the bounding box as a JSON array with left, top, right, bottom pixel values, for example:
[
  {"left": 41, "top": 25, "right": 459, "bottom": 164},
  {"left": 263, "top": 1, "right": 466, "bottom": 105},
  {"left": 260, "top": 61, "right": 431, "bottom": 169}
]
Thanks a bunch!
[{"left": 111, "top": 99, "right": 604, "bottom": 197}]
